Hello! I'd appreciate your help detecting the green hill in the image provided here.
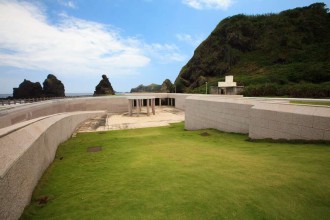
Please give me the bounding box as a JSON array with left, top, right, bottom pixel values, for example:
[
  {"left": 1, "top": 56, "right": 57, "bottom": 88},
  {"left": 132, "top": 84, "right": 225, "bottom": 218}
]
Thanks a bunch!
[
  {"left": 175, "top": 3, "right": 330, "bottom": 97},
  {"left": 130, "top": 83, "right": 161, "bottom": 93}
]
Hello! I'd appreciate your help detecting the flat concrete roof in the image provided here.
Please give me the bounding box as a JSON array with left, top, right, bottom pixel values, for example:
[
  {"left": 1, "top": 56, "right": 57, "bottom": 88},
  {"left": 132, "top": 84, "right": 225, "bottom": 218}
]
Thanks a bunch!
[{"left": 126, "top": 96, "right": 156, "bottom": 100}]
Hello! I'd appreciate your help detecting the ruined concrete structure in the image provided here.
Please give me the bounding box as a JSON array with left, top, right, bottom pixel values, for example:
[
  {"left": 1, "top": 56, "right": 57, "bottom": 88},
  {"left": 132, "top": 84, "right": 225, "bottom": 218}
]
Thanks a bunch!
[{"left": 0, "top": 93, "right": 329, "bottom": 219}]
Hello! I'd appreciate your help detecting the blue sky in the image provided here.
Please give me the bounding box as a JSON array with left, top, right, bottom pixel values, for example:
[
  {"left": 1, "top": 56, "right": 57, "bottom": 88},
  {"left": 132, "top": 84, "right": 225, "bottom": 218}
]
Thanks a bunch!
[{"left": 0, "top": 0, "right": 329, "bottom": 94}]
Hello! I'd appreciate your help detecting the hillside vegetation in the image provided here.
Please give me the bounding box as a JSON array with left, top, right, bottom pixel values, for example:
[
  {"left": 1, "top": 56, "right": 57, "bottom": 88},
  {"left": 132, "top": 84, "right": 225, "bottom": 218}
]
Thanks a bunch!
[
  {"left": 130, "top": 79, "right": 174, "bottom": 93},
  {"left": 130, "top": 83, "right": 161, "bottom": 93},
  {"left": 175, "top": 3, "right": 330, "bottom": 97}
]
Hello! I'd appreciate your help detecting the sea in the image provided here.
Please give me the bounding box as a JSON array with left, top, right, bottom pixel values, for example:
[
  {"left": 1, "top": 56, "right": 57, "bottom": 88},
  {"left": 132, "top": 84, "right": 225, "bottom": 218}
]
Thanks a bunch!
[
  {"left": 0, "top": 92, "right": 127, "bottom": 98},
  {"left": 0, "top": 94, "right": 11, "bottom": 98},
  {"left": 0, "top": 93, "right": 93, "bottom": 99}
]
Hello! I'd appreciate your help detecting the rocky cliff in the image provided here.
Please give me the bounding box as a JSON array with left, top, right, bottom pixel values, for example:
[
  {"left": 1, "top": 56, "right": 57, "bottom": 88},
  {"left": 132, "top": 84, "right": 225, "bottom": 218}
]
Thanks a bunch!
[{"left": 175, "top": 3, "right": 330, "bottom": 97}]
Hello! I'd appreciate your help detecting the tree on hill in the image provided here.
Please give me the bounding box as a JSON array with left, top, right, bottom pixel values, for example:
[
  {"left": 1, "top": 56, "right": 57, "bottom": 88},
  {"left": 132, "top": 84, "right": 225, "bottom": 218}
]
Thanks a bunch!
[
  {"left": 130, "top": 84, "right": 161, "bottom": 93},
  {"left": 94, "top": 74, "right": 115, "bottom": 95},
  {"left": 43, "top": 74, "right": 65, "bottom": 97},
  {"left": 160, "top": 79, "right": 174, "bottom": 93},
  {"left": 13, "top": 79, "right": 43, "bottom": 99},
  {"left": 175, "top": 3, "right": 330, "bottom": 97}
]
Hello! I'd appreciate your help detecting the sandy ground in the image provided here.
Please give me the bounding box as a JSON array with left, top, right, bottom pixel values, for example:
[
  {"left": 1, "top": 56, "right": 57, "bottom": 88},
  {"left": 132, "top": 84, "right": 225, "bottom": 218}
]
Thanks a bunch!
[{"left": 76, "top": 107, "right": 185, "bottom": 132}]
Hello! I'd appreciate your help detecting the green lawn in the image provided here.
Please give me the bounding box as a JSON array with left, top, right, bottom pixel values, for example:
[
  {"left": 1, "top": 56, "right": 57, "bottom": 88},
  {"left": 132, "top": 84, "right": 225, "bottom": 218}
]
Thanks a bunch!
[
  {"left": 290, "top": 100, "right": 330, "bottom": 106},
  {"left": 21, "top": 123, "right": 330, "bottom": 220}
]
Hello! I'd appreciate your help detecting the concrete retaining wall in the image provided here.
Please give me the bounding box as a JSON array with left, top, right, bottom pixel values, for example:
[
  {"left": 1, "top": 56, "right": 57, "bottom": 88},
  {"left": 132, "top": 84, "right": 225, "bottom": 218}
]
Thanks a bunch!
[
  {"left": 0, "top": 111, "right": 105, "bottom": 220},
  {"left": 0, "top": 97, "right": 128, "bottom": 129},
  {"left": 249, "top": 103, "right": 330, "bottom": 140},
  {"left": 0, "top": 93, "right": 207, "bottom": 129},
  {"left": 168, "top": 94, "right": 191, "bottom": 110},
  {"left": 185, "top": 96, "right": 255, "bottom": 134},
  {"left": 184, "top": 96, "right": 330, "bottom": 140}
]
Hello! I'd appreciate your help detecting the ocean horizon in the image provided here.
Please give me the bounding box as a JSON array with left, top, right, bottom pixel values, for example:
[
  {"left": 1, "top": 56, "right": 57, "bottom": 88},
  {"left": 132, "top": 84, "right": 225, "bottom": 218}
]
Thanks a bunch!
[
  {"left": 0, "top": 93, "right": 93, "bottom": 99},
  {"left": 0, "top": 92, "right": 129, "bottom": 99}
]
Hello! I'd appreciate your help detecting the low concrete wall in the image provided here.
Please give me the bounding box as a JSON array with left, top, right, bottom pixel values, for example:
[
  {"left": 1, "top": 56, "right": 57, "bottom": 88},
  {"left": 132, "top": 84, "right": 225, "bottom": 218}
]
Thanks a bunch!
[
  {"left": 184, "top": 96, "right": 330, "bottom": 140},
  {"left": 185, "top": 96, "right": 254, "bottom": 134},
  {"left": 249, "top": 103, "right": 330, "bottom": 140},
  {"left": 1, "top": 94, "right": 243, "bottom": 129},
  {"left": 0, "top": 111, "right": 105, "bottom": 220},
  {"left": 168, "top": 94, "right": 191, "bottom": 110},
  {"left": 0, "top": 96, "right": 128, "bottom": 129}
]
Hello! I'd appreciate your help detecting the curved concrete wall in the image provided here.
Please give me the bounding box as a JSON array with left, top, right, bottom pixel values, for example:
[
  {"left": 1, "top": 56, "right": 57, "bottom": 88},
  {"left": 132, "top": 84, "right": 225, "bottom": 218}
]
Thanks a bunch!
[
  {"left": 0, "top": 96, "right": 128, "bottom": 129},
  {"left": 0, "top": 111, "right": 105, "bottom": 220},
  {"left": 0, "top": 94, "right": 192, "bottom": 129}
]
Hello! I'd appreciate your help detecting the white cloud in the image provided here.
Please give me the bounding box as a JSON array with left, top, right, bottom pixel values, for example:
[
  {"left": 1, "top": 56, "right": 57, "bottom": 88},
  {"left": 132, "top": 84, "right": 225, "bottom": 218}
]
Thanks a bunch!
[
  {"left": 0, "top": 0, "right": 184, "bottom": 78},
  {"left": 59, "top": 0, "right": 76, "bottom": 9},
  {"left": 176, "top": 33, "right": 204, "bottom": 47},
  {"left": 144, "top": 43, "right": 186, "bottom": 63},
  {"left": 182, "top": 0, "right": 234, "bottom": 10}
]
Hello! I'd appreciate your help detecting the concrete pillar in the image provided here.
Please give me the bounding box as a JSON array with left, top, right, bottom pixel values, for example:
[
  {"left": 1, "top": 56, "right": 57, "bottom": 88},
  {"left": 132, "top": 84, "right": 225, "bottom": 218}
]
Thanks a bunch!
[
  {"left": 159, "top": 98, "right": 162, "bottom": 107},
  {"left": 147, "top": 98, "right": 150, "bottom": 116},
  {"left": 152, "top": 98, "right": 155, "bottom": 115},
  {"left": 137, "top": 99, "right": 140, "bottom": 116},
  {"left": 128, "top": 99, "right": 132, "bottom": 116}
]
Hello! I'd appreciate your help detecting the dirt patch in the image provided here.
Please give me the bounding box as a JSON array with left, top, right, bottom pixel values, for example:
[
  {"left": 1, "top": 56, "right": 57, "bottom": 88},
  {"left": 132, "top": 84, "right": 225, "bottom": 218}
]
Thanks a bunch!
[
  {"left": 37, "top": 196, "right": 49, "bottom": 205},
  {"left": 76, "top": 115, "right": 107, "bottom": 132},
  {"left": 200, "top": 132, "right": 210, "bottom": 136},
  {"left": 164, "top": 108, "right": 182, "bottom": 115},
  {"left": 87, "top": 146, "right": 102, "bottom": 152}
]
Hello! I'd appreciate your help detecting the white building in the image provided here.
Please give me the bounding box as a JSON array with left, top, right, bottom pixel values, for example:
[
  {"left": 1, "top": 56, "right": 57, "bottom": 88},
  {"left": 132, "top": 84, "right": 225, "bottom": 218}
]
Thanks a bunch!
[{"left": 218, "top": 75, "right": 244, "bottom": 95}]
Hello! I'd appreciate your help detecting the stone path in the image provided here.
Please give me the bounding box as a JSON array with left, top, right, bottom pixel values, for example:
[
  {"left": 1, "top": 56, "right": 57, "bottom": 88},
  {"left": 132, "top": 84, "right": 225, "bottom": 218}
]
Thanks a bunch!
[{"left": 76, "top": 107, "right": 184, "bottom": 132}]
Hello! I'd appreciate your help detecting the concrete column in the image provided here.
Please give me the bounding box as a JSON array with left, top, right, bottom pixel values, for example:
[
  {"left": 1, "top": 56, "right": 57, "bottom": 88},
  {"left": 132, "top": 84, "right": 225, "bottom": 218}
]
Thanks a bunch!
[
  {"left": 147, "top": 98, "right": 150, "bottom": 116},
  {"left": 128, "top": 99, "right": 132, "bottom": 116},
  {"left": 159, "top": 98, "right": 162, "bottom": 107},
  {"left": 152, "top": 98, "right": 155, "bottom": 115},
  {"left": 137, "top": 99, "right": 140, "bottom": 116}
]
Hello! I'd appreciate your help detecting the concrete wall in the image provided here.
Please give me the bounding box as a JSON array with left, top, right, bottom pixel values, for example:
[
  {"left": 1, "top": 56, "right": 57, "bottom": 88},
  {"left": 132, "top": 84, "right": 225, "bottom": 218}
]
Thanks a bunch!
[
  {"left": 0, "top": 111, "right": 105, "bottom": 220},
  {"left": 0, "top": 93, "right": 203, "bottom": 129},
  {"left": 0, "top": 96, "right": 128, "bottom": 129},
  {"left": 184, "top": 96, "right": 330, "bottom": 140},
  {"left": 185, "top": 96, "right": 255, "bottom": 134},
  {"left": 169, "top": 94, "right": 192, "bottom": 110},
  {"left": 249, "top": 103, "right": 330, "bottom": 140}
]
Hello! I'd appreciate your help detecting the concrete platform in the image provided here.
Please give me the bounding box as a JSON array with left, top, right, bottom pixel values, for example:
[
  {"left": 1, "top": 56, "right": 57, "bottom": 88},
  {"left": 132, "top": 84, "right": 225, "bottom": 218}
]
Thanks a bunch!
[{"left": 76, "top": 107, "right": 185, "bottom": 132}]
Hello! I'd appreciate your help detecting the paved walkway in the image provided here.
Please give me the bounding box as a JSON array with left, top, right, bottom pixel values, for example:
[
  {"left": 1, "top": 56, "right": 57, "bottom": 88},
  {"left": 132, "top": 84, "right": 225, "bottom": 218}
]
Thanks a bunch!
[{"left": 76, "top": 107, "right": 184, "bottom": 132}]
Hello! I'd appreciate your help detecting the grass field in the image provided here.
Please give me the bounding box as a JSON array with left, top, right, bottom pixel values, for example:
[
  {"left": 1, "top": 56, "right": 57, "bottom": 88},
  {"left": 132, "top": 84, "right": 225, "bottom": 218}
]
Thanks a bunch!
[
  {"left": 290, "top": 100, "right": 330, "bottom": 106},
  {"left": 21, "top": 123, "right": 330, "bottom": 219}
]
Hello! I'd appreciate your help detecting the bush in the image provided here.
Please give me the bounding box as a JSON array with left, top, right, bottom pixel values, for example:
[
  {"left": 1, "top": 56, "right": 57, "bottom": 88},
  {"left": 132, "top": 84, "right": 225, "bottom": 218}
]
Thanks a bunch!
[{"left": 243, "top": 82, "right": 330, "bottom": 98}]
